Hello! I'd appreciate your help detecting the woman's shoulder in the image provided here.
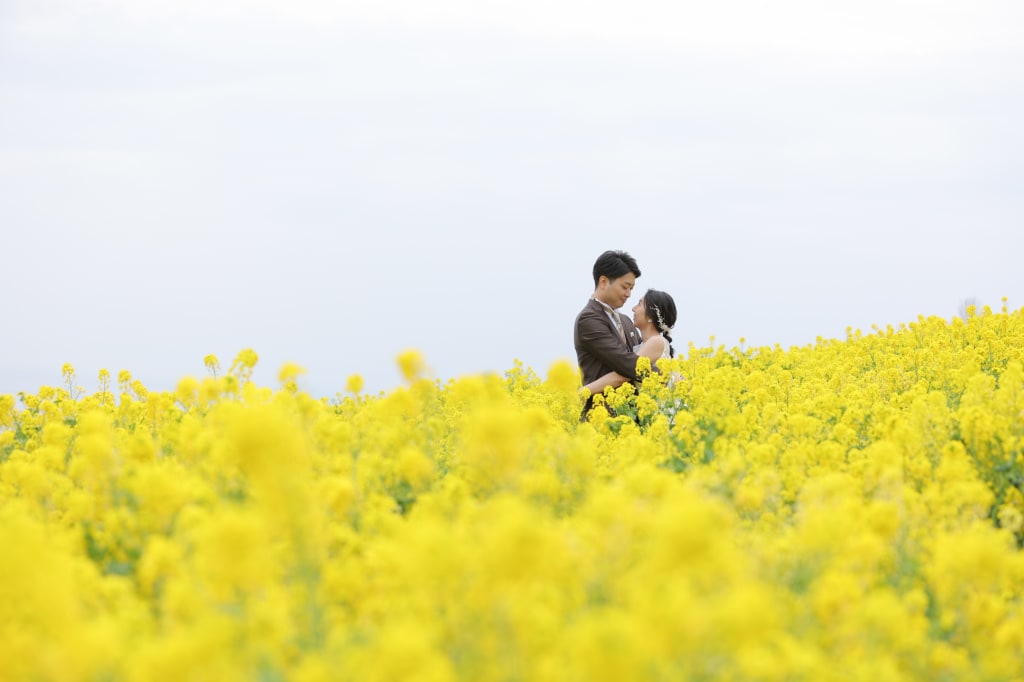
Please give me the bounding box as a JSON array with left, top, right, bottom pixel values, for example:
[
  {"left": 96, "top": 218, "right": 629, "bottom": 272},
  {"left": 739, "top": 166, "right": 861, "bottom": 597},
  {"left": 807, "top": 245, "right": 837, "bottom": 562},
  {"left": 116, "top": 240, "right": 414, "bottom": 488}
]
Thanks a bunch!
[
  {"left": 639, "top": 334, "right": 668, "bottom": 356},
  {"left": 656, "top": 335, "right": 670, "bottom": 357}
]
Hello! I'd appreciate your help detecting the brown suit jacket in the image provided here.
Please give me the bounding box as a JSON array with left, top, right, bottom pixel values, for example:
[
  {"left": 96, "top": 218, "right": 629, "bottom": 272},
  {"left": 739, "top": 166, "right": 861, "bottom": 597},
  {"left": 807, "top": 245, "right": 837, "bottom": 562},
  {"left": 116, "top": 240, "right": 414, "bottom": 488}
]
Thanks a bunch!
[{"left": 574, "top": 298, "right": 643, "bottom": 389}]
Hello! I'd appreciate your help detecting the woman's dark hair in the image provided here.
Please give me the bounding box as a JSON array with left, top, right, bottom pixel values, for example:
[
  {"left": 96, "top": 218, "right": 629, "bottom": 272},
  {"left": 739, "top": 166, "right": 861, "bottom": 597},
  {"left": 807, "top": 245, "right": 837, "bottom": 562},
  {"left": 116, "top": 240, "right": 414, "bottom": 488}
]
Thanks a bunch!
[
  {"left": 644, "top": 288, "right": 678, "bottom": 358},
  {"left": 592, "top": 250, "right": 641, "bottom": 288}
]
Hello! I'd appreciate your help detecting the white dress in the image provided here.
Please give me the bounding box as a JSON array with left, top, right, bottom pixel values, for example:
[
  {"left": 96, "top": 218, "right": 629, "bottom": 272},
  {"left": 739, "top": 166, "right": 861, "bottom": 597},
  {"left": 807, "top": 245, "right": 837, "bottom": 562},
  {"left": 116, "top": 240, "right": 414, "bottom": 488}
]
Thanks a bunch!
[{"left": 657, "top": 337, "right": 671, "bottom": 360}]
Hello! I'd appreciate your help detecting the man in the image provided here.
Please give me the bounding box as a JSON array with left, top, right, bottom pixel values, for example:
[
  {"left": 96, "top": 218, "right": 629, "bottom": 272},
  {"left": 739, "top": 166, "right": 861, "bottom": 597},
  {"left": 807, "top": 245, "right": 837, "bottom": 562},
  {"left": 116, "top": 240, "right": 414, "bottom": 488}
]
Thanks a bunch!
[{"left": 574, "top": 250, "right": 643, "bottom": 417}]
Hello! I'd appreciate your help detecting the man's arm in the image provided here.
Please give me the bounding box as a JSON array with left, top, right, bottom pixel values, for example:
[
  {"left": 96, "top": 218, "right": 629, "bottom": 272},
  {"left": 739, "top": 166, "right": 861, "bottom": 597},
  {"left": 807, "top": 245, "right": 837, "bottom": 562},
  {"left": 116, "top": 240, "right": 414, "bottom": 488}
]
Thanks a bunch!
[{"left": 577, "top": 308, "right": 640, "bottom": 380}]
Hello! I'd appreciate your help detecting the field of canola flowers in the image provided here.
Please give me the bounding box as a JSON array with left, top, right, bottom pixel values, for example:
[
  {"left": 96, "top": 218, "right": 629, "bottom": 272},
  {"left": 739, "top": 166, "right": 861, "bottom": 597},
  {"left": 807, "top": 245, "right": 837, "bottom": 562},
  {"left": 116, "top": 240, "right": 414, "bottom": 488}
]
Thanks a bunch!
[{"left": 2, "top": 303, "right": 1024, "bottom": 682}]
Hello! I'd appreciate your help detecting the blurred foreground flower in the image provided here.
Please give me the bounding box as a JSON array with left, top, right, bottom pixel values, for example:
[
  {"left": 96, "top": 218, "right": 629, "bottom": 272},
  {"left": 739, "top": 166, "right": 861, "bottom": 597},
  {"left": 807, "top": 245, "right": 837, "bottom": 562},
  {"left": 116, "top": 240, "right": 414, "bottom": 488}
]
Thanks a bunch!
[{"left": 397, "top": 349, "right": 429, "bottom": 383}]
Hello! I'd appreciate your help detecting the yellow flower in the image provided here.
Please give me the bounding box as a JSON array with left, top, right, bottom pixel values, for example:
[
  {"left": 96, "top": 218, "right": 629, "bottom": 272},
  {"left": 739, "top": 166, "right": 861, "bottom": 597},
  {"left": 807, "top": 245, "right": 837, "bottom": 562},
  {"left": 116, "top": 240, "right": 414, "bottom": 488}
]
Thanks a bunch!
[
  {"left": 229, "top": 348, "right": 260, "bottom": 383},
  {"left": 278, "top": 361, "right": 307, "bottom": 384},
  {"left": 67, "top": 410, "right": 118, "bottom": 490},
  {"left": 136, "top": 535, "right": 183, "bottom": 596},
  {"left": 397, "top": 349, "right": 429, "bottom": 383},
  {"left": 345, "top": 373, "right": 364, "bottom": 394},
  {"left": 201, "top": 510, "right": 278, "bottom": 597},
  {"left": 203, "top": 354, "right": 220, "bottom": 376},
  {"left": 397, "top": 446, "right": 435, "bottom": 490},
  {"left": 2, "top": 304, "right": 1024, "bottom": 680},
  {"left": 175, "top": 376, "right": 199, "bottom": 406},
  {"left": 545, "top": 359, "right": 581, "bottom": 394}
]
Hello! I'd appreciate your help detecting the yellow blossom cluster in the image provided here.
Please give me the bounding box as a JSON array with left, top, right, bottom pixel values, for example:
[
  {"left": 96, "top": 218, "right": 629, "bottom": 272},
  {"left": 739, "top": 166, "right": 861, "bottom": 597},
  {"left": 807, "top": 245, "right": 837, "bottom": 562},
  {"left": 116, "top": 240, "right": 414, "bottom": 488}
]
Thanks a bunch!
[{"left": 2, "top": 306, "right": 1023, "bottom": 681}]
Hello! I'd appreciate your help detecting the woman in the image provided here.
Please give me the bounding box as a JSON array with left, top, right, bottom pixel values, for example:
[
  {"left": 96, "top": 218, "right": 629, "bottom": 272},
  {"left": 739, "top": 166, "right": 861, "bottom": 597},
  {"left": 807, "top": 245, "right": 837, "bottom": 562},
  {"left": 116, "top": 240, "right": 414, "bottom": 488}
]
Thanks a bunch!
[{"left": 583, "top": 288, "right": 678, "bottom": 395}]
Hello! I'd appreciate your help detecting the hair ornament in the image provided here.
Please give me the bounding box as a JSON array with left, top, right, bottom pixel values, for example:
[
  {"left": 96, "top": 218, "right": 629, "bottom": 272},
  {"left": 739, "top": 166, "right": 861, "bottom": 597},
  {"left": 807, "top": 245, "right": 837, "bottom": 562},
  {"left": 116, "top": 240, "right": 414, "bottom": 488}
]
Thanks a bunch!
[{"left": 651, "top": 304, "right": 672, "bottom": 336}]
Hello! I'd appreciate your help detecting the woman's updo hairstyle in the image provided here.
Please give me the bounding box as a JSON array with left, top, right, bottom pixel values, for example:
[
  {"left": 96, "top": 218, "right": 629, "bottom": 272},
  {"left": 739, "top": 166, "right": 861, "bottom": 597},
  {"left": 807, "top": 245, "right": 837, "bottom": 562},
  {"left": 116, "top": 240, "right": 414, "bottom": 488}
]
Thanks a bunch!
[{"left": 644, "top": 289, "right": 678, "bottom": 358}]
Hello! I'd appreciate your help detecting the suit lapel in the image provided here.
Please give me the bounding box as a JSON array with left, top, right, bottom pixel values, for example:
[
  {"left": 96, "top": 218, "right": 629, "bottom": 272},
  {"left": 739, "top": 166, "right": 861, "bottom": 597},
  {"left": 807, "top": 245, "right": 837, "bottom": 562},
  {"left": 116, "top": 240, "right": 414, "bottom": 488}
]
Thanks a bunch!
[
  {"left": 622, "top": 318, "right": 639, "bottom": 350},
  {"left": 624, "top": 323, "right": 638, "bottom": 350},
  {"left": 592, "top": 299, "right": 633, "bottom": 351},
  {"left": 590, "top": 299, "right": 619, "bottom": 342},
  {"left": 616, "top": 314, "right": 633, "bottom": 350}
]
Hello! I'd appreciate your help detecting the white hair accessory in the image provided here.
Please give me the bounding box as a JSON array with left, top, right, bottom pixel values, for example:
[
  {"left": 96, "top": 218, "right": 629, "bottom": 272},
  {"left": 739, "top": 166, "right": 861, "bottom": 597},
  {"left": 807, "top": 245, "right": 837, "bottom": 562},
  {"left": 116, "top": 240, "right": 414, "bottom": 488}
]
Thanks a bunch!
[{"left": 651, "top": 304, "right": 672, "bottom": 336}]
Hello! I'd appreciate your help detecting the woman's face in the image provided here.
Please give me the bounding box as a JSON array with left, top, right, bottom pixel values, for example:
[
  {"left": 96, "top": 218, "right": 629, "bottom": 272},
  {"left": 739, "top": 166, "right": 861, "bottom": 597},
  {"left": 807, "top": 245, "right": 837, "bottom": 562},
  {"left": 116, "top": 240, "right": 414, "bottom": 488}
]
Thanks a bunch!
[{"left": 632, "top": 297, "right": 649, "bottom": 326}]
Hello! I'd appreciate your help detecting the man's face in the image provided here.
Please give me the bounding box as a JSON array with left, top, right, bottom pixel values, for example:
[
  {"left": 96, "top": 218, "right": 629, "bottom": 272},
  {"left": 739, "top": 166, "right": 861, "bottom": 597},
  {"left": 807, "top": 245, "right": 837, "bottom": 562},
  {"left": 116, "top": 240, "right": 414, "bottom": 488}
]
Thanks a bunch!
[{"left": 596, "top": 273, "right": 636, "bottom": 310}]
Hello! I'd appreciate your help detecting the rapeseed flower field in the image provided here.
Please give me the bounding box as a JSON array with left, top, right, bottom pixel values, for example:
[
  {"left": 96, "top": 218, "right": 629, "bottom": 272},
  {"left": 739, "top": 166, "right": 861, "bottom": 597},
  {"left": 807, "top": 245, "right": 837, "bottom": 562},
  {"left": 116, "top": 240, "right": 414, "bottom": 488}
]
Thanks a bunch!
[{"left": 2, "top": 303, "right": 1023, "bottom": 681}]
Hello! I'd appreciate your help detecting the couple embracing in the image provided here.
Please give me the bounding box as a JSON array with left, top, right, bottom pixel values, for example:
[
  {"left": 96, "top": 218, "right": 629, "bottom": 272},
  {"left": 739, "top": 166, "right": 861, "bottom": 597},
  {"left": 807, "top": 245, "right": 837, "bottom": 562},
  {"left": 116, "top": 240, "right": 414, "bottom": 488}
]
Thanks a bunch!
[{"left": 573, "top": 249, "right": 678, "bottom": 418}]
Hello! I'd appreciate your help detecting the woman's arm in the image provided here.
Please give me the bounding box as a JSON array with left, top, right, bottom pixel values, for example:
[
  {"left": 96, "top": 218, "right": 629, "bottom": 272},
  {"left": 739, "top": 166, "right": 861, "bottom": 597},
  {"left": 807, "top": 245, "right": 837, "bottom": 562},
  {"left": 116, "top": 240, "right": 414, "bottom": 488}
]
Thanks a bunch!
[{"left": 583, "top": 370, "right": 630, "bottom": 395}]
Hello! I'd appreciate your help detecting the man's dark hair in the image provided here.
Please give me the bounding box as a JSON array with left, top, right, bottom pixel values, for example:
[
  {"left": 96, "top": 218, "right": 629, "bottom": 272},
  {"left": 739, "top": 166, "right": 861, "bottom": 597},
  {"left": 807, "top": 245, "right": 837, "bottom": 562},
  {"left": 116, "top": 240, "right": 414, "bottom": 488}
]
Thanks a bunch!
[{"left": 592, "top": 250, "right": 641, "bottom": 288}]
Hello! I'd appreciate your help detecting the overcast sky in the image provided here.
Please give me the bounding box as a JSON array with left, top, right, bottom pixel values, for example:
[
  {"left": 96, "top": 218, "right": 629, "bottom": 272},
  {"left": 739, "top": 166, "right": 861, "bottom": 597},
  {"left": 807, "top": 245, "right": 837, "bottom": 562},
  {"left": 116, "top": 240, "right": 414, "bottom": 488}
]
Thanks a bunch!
[{"left": 2, "top": 0, "right": 1022, "bottom": 398}]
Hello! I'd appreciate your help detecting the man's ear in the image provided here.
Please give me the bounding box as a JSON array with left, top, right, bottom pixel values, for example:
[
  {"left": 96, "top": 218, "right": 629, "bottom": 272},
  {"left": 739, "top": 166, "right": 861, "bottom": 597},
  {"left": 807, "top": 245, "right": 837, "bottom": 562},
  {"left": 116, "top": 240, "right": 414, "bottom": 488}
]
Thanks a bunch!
[{"left": 597, "top": 275, "right": 609, "bottom": 290}]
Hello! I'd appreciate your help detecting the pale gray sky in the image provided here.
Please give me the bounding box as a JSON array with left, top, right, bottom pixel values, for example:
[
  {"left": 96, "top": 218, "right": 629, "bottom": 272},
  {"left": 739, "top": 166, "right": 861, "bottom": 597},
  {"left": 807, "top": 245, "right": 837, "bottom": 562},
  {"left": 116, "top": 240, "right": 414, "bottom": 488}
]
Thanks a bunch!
[{"left": 2, "top": 0, "right": 1022, "bottom": 398}]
